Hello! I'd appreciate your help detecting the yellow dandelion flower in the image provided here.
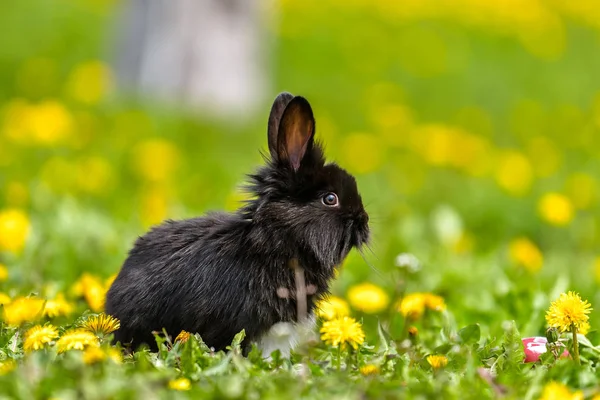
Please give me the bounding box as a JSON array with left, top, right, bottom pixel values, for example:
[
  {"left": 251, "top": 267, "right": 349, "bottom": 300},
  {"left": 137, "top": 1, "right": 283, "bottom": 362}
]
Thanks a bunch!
[
  {"left": 0, "top": 208, "right": 31, "bottom": 253},
  {"left": 0, "top": 360, "right": 16, "bottom": 376},
  {"left": 2, "top": 296, "right": 45, "bottom": 326},
  {"left": 82, "top": 346, "right": 106, "bottom": 364},
  {"left": 132, "top": 139, "right": 180, "bottom": 183},
  {"left": 71, "top": 273, "right": 107, "bottom": 312},
  {"left": 494, "top": 150, "right": 533, "bottom": 196},
  {"left": 359, "top": 364, "right": 380, "bottom": 376},
  {"left": 175, "top": 330, "right": 192, "bottom": 344},
  {"left": 315, "top": 296, "right": 351, "bottom": 321},
  {"left": 579, "top": 321, "right": 591, "bottom": 336},
  {"left": 168, "top": 377, "right": 191, "bottom": 391},
  {"left": 509, "top": 237, "right": 544, "bottom": 273},
  {"left": 424, "top": 294, "right": 446, "bottom": 312},
  {"left": 347, "top": 283, "right": 390, "bottom": 314},
  {"left": 398, "top": 293, "right": 426, "bottom": 320},
  {"left": 27, "top": 101, "right": 73, "bottom": 145},
  {"left": 426, "top": 355, "right": 448, "bottom": 369},
  {"left": 107, "top": 348, "right": 123, "bottom": 364},
  {"left": 23, "top": 324, "right": 59, "bottom": 352},
  {"left": 0, "top": 293, "right": 11, "bottom": 305},
  {"left": 546, "top": 291, "right": 592, "bottom": 333},
  {"left": 56, "top": 329, "right": 100, "bottom": 353},
  {"left": 82, "top": 314, "right": 120, "bottom": 335},
  {"left": 43, "top": 293, "right": 74, "bottom": 318},
  {"left": 0, "top": 263, "right": 8, "bottom": 281},
  {"left": 320, "top": 316, "right": 365, "bottom": 350},
  {"left": 538, "top": 193, "right": 574, "bottom": 226},
  {"left": 539, "top": 381, "right": 582, "bottom": 400}
]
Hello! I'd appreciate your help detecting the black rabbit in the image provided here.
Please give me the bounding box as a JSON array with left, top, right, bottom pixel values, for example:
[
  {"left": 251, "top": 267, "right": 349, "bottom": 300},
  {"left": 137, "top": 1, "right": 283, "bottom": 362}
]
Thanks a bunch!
[{"left": 105, "top": 92, "right": 370, "bottom": 355}]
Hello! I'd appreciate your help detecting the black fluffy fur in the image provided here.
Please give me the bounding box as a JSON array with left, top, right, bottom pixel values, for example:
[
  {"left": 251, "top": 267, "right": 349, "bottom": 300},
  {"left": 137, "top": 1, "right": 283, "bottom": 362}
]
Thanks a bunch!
[{"left": 105, "top": 93, "right": 370, "bottom": 352}]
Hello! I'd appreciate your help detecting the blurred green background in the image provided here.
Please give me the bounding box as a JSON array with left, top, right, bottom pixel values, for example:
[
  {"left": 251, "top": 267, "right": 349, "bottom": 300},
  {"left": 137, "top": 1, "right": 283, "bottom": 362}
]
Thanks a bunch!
[{"left": 1, "top": 0, "right": 600, "bottom": 339}]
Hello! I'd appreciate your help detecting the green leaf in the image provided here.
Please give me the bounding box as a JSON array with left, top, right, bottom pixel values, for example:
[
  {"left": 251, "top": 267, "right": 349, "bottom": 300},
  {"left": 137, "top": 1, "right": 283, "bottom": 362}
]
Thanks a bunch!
[
  {"left": 377, "top": 320, "right": 391, "bottom": 352},
  {"left": 458, "top": 324, "right": 481, "bottom": 345}
]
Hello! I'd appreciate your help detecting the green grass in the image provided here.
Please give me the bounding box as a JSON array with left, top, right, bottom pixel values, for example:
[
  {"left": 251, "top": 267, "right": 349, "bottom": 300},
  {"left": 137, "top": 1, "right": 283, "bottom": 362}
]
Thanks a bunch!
[{"left": 1, "top": 1, "right": 600, "bottom": 398}]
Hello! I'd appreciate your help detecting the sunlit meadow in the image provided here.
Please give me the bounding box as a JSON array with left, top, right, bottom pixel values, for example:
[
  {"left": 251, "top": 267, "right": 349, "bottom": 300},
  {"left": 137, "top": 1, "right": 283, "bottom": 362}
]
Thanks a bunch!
[{"left": 1, "top": 0, "right": 600, "bottom": 399}]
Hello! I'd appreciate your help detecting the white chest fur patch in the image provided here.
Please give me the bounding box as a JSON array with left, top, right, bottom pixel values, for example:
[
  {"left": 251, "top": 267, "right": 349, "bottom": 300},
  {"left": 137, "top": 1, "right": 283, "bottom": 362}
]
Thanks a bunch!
[{"left": 256, "top": 314, "right": 316, "bottom": 359}]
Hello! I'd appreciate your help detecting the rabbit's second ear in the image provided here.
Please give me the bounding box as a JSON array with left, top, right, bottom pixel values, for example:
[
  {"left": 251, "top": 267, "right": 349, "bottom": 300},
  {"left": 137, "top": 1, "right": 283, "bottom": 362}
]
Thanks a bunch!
[
  {"left": 277, "top": 96, "right": 315, "bottom": 171},
  {"left": 268, "top": 92, "right": 295, "bottom": 157}
]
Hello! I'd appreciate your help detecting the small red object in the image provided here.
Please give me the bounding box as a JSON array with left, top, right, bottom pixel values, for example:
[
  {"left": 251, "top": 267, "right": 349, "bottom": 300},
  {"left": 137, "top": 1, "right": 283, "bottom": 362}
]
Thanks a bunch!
[{"left": 521, "top": 336, "right": 569, "bottom": 363}]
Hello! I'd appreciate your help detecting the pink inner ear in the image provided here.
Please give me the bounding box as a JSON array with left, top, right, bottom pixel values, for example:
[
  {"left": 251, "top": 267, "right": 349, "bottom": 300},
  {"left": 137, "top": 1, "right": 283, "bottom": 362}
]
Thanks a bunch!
[{"left": 286, "top": 118, "right": 313, "bottom": 171}]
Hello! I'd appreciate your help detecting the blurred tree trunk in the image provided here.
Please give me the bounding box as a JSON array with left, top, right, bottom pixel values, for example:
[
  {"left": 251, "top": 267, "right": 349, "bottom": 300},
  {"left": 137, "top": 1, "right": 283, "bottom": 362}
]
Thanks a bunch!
[{"left": 115, "top": 0, "right": 271, "bottom": 120}]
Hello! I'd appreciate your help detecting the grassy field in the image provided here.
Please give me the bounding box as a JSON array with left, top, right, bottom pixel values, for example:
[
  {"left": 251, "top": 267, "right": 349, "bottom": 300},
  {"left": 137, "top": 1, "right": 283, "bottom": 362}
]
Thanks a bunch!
[{"left": 1, "top": 1, "right": 600, "bottom": 398}]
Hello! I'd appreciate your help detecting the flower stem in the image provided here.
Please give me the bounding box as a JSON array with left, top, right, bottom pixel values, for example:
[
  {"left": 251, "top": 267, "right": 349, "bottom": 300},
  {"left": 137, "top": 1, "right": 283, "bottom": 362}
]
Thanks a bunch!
[
  {"left": 336, "top": 344, "right": 341, "bottom": 371},
  {"left": 571, "top": 324, "right": 580, "bottom": 365}
]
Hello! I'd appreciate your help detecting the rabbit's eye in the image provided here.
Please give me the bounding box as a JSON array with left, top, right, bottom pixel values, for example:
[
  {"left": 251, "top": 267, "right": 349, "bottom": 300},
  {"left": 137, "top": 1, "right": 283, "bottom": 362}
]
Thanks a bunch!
[{"left": 322, "top": 193, "right": 339, "bottom": 206}]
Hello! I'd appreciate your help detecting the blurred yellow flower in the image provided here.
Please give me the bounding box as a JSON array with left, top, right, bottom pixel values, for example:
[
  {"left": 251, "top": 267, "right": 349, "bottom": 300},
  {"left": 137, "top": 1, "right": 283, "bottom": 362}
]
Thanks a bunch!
[
  {"left": 426, "top": 354, "right": 448, "bottom": 369},
  {"left": 539, "top": 381, "right": 583, "bottom": 400},
  {"left": 0, "top": 360, "right": 16, "bottom": 376},
  {"left": 5, "top": 182, "right": 28, "bottom": 207},
  {"left": 132, "top": 139, "right": 180, "bottom": 183},
  {"left": 494, "top": 150, "right": 533, "bottom": 196},
  {"left": 315, "top": 296, "right": 351, "bottom": 321},
  {"left": 56, "top": 329, "right": 100, "bottom": 353},
  {"left": 0, "top": 263, "right": 7, "bottom": 281},
  {"left": 538, "top": 193, "right": 574, "bottom": 226},
  {"left": 82, "top": 346, "right": 106, "bottom": 365},
  {"left": 169, "top": 377, "right": 191, "bottom": 391},
  {"left": 399, "top": 293, "right": 426, "bottom": 320},
  {"left": 27, "top": 101, "right": 73, "bottom": 145},
  {"left": 398, "top": 292, "right": 446, "bottom": 320},
  {"left": 579, "top": 321, "right": 591, "bottom": 336},
  {"left": 175, "top": 330, "right": 192, "bottom": 344},
  {"left": 342, "top": 133, "right": 383, "bottom": 174},
  {"left": 71, "top": 273, "right": 107, "bottom": 312},
  {"left": 0, "top": 208, "right": 31, "bottom": 253},
  {"left": 359, "top": 364, "right": 380, "bottom": 376},
  {"left": 546, "top": 291, "right": 592, "bottom": 333},
  {"left": 82, "top": 346, "right": 122, "bottom": 365},
  {"left": 320, "top": 316, "right": 365, "bottom": 350},
  {"left": 43, "top": 293, "right": 74, "bottom": 318},
  {"left": 0, "top": 293, "right": 10, "bottom": 305},
  {"left": 82, "top": 313, "right": 120, "bottom": 335},
  {"left": 23, "top": 324, "right": 59, "bottom": 352},
  {"left": 2, "top": 296, "right": 45, "bottom": 326},
  {"left": 565, "top": 173, "right": 597, "bottom": 210},
  {"left": 347, "top": 283, "right": 390, "bottom": 314},
  {"left": 424, "top": 294, "right": 446, "bottom": 312},
  {"left": 508, "top": 237, "right": 543, "bottom": 273},
  {"left": 67, "top": 60, "right": 114, "bottom": 105}
]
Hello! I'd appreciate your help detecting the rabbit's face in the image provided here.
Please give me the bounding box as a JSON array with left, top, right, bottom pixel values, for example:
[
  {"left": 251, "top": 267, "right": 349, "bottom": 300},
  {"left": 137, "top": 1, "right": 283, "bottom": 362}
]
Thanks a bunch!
[
  {"left": 251, "top": 161, "right": 369, "bottom": 269},
  {"left": 245, "top": 93, "right": 370, "bottom": 270}
]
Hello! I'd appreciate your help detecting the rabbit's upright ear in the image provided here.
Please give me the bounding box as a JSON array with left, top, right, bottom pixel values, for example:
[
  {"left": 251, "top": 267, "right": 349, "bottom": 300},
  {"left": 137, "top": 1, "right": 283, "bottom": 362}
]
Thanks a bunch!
[
  {"left": 268, "top": 92, "right": 295, "bottom": 158},
  {"left": 277, "top": 96, "right": 315, "bottom": 172}
]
